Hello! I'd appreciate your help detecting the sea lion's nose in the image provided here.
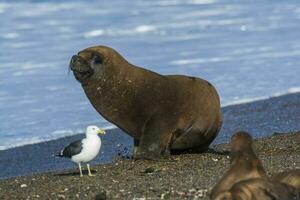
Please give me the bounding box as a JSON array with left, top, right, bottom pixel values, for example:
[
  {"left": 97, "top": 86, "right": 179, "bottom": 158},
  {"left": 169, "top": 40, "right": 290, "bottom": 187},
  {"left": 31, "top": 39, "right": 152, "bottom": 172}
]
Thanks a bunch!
[
  {"left": 70, "top": 55, "right": 82, "bottom": 70},
  {"left": 71, "top": 55, "right": 79, "bottom": 64}
]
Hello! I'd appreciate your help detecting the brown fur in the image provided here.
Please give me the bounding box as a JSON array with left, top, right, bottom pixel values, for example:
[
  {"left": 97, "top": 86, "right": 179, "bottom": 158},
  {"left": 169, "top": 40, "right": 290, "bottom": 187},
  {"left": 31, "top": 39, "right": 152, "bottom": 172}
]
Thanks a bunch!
[
  {"left": 69, "top": 46, "right": 222, "bottom": 159},
  {"left": 272, "top": 169, "right": 300, "bottom": 192},
  {"left": 210, "top": 132, "right": 268, "bottom": 199},
  {"left": 214, "top": 178, "right": 298, "bottom": 200}
]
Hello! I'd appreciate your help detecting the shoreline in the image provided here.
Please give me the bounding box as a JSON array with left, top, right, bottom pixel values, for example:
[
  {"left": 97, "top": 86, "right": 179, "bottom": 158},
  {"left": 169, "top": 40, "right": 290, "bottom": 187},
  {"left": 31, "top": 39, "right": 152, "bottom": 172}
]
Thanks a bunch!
[
  {"left": 0, "top": 92, "right": 300, "bottom": 180},
  {"left": 0, "top": 132, "right": 299, "bottom": 199},
  {"left": 2, "top": 91, "right": 300, "bottom": 152}
]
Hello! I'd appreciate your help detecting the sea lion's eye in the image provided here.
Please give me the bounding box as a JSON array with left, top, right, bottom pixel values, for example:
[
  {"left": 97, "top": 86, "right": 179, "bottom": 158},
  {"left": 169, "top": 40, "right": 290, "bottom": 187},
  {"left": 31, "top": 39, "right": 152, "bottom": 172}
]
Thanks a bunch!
[{"left": 93, "top": 54, "right": 103, "bottom": 64}]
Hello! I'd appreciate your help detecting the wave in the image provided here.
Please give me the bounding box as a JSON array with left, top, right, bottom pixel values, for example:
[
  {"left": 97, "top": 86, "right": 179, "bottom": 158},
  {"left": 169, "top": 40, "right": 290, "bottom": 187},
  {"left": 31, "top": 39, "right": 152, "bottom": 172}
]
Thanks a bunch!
[
  {"left": 83, "top": 25, "right": 156, "bottom": 38},
  {"left": 222, "top": 87, "right": 300, "bottom": 107},
  {"left": 137, "top": 0, "right": 217, "bottom": 6},
  {"left": 170, "top": 56, "right": 233, "bottom": 65},
  {"left": 0, "top": 124, "right": 116, "bottom": 151},
  {"left": 1, "top": 88, "right": 299, "bottom": 151}
]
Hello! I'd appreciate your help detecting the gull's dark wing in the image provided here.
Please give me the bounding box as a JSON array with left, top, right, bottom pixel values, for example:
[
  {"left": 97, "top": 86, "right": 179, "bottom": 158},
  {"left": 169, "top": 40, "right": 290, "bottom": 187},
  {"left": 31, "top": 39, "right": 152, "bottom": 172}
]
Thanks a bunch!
[{"left": 60, "top": 140, "right": 83, "bottom": 158}]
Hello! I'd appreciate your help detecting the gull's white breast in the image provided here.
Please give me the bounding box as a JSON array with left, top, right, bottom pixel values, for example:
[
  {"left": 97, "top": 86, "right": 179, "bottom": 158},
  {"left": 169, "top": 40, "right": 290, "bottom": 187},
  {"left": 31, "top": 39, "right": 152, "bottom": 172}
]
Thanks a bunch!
[{"left": 71, "top": 135, "right": 101, "bottom": 163}]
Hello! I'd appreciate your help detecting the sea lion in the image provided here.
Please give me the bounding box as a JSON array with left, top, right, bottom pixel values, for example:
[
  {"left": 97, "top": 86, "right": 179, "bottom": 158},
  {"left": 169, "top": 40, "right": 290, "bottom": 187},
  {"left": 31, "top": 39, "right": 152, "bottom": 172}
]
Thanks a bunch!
[
  {"left": 69, "top": 45, "right": 222, "bottom": 159},
  {"left": 272, "top": 169, "right": 300, "bottom": 191},
  {"left": 210, "top": 132, "right": 268, "bottom": 199},
  {"left": 214, "top": 178, "right": 298, "bottom": 200}
]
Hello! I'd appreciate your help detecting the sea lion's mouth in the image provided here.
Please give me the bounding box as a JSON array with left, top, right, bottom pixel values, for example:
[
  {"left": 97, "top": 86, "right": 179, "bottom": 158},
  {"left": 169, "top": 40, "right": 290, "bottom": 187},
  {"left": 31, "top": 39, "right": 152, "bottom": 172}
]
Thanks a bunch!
[{"left": 69, "top": 55, "right": 94, "bottom": 83}]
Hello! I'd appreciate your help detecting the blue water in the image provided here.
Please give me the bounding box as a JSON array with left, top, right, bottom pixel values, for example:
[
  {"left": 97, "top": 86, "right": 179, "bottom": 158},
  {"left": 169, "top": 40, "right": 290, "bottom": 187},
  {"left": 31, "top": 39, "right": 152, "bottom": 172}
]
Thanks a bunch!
[{"left": 1, "top": 0, "right": 300, "bottom": 150}]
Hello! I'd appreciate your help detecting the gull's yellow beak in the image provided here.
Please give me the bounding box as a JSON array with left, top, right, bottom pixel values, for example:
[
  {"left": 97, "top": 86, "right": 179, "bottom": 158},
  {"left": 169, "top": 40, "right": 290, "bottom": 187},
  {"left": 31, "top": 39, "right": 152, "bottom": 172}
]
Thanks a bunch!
[{"left": 97, "top": 129, "right": 106, "bottom": 135}]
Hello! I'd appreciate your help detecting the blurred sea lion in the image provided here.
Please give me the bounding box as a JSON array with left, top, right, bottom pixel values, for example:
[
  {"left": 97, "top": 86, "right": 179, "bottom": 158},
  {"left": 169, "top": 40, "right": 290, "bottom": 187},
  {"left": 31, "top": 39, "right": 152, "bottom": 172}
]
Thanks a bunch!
[
  {"left": 210, "top": 132, "right": 267, "bottom": 199},
  {"left": 272, "top": 169, "right": 300, "bottom": 191},
  {"left": 214, "top": 178, "right": 298, "bottom": 200},
  {"left": 69, "top": 45, "right": 222, "bottom": 159}
]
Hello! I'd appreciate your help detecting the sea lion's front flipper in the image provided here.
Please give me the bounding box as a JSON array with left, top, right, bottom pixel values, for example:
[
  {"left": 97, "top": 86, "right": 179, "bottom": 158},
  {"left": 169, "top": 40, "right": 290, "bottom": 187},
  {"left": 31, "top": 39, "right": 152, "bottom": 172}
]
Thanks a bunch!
[{"left": 134, "top": 116, "right": 176, "bottom": 160}]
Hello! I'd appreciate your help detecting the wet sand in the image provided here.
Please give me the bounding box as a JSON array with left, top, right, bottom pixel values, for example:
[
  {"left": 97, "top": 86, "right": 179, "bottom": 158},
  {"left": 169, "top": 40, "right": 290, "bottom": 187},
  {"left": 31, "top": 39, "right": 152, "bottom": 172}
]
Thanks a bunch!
[{"left": 0, "top": 132, "right": 299, "bottom": 200}]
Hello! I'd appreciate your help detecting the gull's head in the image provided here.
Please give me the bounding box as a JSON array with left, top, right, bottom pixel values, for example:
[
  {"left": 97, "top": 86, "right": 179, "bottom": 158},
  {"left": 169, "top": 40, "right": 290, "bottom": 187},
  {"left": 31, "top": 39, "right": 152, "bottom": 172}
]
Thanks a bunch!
[{"left": 86, "top": 125, "right": 106, "bottom": 136}]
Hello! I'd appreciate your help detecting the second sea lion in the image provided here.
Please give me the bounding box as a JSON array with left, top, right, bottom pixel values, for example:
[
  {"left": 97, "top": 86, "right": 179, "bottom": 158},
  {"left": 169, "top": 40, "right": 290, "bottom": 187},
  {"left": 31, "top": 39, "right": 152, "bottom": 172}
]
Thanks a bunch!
[
  {"left": 214, "top": 178, "right": 298, "bottom": 200},
  {"left": 210, "top": 131, "right": 267, "bottom": 199},
  {"left": 272, "top": 169, "right": 300, "bottom": 191}
]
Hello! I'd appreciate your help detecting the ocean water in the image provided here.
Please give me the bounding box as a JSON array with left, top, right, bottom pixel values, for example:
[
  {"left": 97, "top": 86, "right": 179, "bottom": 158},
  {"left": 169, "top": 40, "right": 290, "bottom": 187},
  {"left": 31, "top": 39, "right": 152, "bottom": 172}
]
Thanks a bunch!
[{"left": 1, "top": 0, "right": 300, "bottom": 150}]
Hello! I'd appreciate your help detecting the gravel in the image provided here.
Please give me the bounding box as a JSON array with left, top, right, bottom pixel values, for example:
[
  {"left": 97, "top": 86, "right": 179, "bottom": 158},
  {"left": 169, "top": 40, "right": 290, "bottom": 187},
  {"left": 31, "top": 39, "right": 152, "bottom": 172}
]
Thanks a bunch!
[{"left": 1, "top": 132, "right": 299, "bottom": 200}]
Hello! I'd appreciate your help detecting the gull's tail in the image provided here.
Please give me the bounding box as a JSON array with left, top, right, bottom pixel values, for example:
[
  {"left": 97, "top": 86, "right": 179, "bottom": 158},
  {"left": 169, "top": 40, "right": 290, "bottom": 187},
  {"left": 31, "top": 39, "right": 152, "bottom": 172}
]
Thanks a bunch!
[{"left": 54, "top": 149, "right": 64, "bottom": 157}]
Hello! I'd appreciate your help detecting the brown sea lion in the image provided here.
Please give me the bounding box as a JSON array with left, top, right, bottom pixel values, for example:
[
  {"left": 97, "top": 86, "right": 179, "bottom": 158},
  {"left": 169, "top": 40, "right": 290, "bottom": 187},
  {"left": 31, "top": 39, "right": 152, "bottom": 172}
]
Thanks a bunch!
[
  {"left": 210, "top": 132, "right": 268, "bottom": 199},
  {"left": 272, "top": 169, "right": 300, "bottom": 191},
  {"left": 69, "top": 45, "right": 222, "bottom": 159},
  {"left": 214, "top": 178, "right": 298, "bottom": 200}
]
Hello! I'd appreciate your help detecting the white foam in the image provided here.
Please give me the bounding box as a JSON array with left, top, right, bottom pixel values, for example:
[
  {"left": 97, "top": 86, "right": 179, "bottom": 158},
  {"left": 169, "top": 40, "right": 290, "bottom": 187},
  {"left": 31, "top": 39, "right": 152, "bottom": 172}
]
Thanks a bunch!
[
  {"left": 21, "top": 62, "right": 53, "bottom": 70},
  {"left": 0, "top": 137, "right": 44, "bottom": 151},
  {"left": 83, "top": 25, "right": 156, "bottom": 38},
  {"left": 222, "top": 87, "right": 300, "bottom": 107},
  {"left": 170, "top": 56, "right": 233, "bottom": 65},
  {"left": 240, "top": 25, "right": 247, "bottom": 31},
  {"left": 139, "top": 0, "right": 182, "bottom": 6},
  {"left": 18, "top": 99, "right": 37, "bottom": 105},
  {"left": 12, "top": 71, "right": 38, "bottom": 77},
  {"left": 288, "top": 87, "right": 300, "bottom": 93},
  {"left": 138, "top": 0, "right": 216, "bottom": 6},
  {"left": 59, "top": 27, "right": 73, "bottom": 33},
  {"left": 173, "top": 8, "right": 232, "bottom": 19},
  {"left": 0, "top": 3, "right": 10, "bottom": 13},
  {"left": 12, "top": 71, "right": 24, "bottom": 76},
  {"left": 222, "top": 96, "right": 267, "bottom": 107},
  {"left": 83, "top": 29, "right": 105, "bottom": 38},
  {"left": 31, "top": 108, "right": 47, "bottom": 113},
  {"left": 2, "top": 33, "right": 19, "bottom": 39},
  {"left": 16, "top": 24, "right": 34, "bottom": 30},
  {"left": 43, "top": 20, "right": 61, "bottom": 26},
  {"left": 51, "top": 129, "right": 82, "bottom": 137},
  {"left": 134, "top": 25, "right": 156, "bottom": 33},
  {"left": 162, "top": 17, "right": 250, "bottom": 30},
  {"left": 10, "top": 42, "right": 38, "bottom": 48},
  {"left": 188, "top": 0, "right": 217, "bottom": 5},
  {"left": 45, "top": 86, "right": 65, "bottom": 91},
  {"left": 16, "top": 3, "right": 81, "bottom": 17},
  {"left": 0, "top": 124, "right": 117, "bottom": 151},
  {"left": 254, "top": 50, "right": 300, "bottom": 59}
]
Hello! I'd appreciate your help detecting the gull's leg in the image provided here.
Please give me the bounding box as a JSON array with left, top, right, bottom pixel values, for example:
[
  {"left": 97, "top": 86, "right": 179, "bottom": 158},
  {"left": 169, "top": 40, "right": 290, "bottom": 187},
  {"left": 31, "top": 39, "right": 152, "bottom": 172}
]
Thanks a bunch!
[
  {"left": 78, "top": 163, "right": 83, "bottom": 177},
  {"left": 87, "top": 163, "right": 95, "bottom": 177}
]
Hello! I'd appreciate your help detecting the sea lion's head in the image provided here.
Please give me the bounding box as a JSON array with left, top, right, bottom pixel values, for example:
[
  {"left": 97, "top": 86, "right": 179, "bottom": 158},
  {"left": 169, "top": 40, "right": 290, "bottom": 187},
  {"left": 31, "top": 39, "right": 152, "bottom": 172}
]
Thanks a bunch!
[
  {"left": 230, "top": 131, "right": 253, "bottom": 160},
  {"left": 69, "top": 45, "right": 125, "bottom": 85}
]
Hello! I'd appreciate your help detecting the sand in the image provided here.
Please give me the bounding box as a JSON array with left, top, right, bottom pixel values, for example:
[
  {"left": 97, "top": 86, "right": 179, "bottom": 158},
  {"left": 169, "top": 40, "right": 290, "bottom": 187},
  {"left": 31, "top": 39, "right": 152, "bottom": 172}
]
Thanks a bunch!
[{"left": 1, "top": 132, "right": 299, "bottom": 200}]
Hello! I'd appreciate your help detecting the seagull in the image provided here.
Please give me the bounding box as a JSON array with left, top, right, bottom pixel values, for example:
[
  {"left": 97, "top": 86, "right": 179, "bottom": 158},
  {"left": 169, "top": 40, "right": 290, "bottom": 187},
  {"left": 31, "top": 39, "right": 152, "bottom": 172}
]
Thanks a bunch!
[{"left": 56, "top": 125, "right": 105, "bottom": 177}]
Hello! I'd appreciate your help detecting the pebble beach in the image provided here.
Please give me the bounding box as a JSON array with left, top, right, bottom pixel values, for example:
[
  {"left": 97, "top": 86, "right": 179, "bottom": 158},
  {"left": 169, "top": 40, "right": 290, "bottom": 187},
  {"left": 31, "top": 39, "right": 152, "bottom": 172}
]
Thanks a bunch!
[{"left": 0, "top": 132, "right": 299, "bottom": 200}]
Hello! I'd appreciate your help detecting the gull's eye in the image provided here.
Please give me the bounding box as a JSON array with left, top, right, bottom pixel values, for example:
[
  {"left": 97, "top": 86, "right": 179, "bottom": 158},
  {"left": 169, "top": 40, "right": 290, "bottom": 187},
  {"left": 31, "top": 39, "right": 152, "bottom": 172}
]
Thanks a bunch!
[{"left": 93, "top": 53, "right": 103, "bottom": 64}]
